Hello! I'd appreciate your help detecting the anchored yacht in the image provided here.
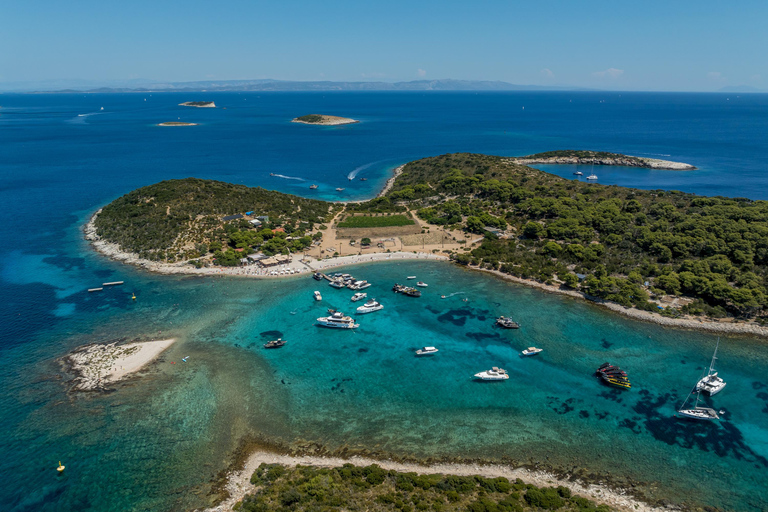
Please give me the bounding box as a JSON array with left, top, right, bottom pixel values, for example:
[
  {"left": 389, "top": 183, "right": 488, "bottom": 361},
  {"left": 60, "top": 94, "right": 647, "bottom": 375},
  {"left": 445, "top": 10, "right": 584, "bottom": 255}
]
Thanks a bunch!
[
  {"left": 473, "top": 367, "right": 509, "bottom": 381},
  {"left": 696, "top": 338, "right": 726, "bottom": 396},
  {"left": 521, "top": 347, "right": 543, "bottom": 356},
  {"left": 351, "top": 292, "right": 368, "bottom": 302},
  {"left": 314, "top": 291, "right": 322, "bottom": 301},
  {"left": 415, "top": 347, "right": 439, "bottom": 356},
  {"left": 316, "top": 311, "right": 359, "bottom": 329},
  {"left": 356, "top": 299, "right": 383, "bottom": 314}
]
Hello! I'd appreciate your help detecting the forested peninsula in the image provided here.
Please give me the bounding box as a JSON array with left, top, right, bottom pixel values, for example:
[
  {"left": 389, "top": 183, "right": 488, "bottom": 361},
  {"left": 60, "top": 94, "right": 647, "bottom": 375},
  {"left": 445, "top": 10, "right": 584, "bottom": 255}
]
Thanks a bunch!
[{"left": 89, "top": 153, "right": 768, "bottom": 324}]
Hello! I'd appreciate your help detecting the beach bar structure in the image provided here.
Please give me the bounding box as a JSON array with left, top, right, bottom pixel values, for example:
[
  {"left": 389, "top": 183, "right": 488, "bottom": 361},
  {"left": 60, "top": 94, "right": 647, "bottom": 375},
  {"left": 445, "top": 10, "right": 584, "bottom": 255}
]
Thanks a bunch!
[{"left": 258, "top": 254, "right": 291, "bottom": 267}]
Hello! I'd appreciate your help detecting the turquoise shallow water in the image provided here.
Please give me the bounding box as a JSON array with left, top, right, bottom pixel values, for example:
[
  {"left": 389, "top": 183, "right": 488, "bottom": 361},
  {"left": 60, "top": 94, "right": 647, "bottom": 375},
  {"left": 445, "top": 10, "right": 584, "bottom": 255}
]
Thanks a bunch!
[
  {"left": 4, "top": 257, "right": 767, "bottom": 511},
  {"left": 2, "top": 92, "right": 768, "bottom": 511}
]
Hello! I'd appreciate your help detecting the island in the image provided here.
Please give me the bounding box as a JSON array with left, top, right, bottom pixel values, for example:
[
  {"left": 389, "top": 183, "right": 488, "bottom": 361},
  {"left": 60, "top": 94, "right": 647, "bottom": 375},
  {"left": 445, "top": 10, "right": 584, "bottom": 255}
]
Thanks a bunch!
[
  {"left": 158, "top": 121, "right": 198, "bottom": 126},
  {"left": 291, "top": 114, "right": 359, "bottom": 125},
  {"left": 61, "top": 338, "right": 175, "bottom": 391},
  {"left": 179, "top": 101, "right": 216, "bottom": 108},
  {"left": 86, "top": 152, "right": 768, "bottom": 335},
  {"left": 514, "top": 150, "right": 696, "bottom": 170}
]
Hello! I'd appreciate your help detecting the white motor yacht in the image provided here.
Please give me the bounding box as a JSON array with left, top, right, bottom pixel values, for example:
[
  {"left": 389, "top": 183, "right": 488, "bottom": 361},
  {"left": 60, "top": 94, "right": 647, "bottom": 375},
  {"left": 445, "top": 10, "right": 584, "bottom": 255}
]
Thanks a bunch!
[
  {"left": 521, "top": 347, "right": 543, "bottom": 356},
  {"left": 406, "top": 276, "right": 416, "bottom": 279},
  {"left": 696, "top": 338, "right": 726, "bottom": 395},
  {"left": 314, "top": 291, "right": 322, "bottom": 301},
  {"left": 415, "top": 347, "right": 439, "bottom": 356},
  {"left": 473, "top": 367, "right": 509, "bottom": 381},
  {"left": 351, "top": 292, "right": 368, "bottom": 302},
  {"left": 356, "top": 299, "right": 383, "bottom": 314},
  {"left": 316, "top": 311, "right": 359, "bottom": 329},
  {"left": 329, "top": 280, "right": 345, "bottom": 289},
  {"left": 573, "top": 171, "right": 583, "bottom": 176},
  {"left": 416, "top": 281, "right": 428, "bottom": 287},
  {"left": 586, "top": 174, "right": 598, "bottom": 180}
]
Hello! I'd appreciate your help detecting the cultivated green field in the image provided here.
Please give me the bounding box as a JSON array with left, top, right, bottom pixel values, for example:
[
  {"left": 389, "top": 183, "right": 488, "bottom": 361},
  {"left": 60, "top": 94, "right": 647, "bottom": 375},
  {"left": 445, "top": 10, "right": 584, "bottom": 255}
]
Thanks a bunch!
[{"left": 337, "top": 214, "right": 415, "bottom": 228}]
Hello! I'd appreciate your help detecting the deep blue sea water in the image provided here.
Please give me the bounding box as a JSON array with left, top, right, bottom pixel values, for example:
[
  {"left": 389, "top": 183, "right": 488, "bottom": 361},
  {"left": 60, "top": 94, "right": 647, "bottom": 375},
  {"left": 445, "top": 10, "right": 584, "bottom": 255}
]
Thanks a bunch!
[{"left": 1, "top": 92, "right": 768, "bottom": 511}]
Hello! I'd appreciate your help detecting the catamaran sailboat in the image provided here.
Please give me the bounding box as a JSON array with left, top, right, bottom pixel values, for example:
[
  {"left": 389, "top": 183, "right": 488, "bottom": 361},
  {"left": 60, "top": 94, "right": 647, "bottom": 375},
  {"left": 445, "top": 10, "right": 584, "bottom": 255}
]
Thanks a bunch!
[{"left": 696, "top": 338, "right": 726, "bottom": 396}]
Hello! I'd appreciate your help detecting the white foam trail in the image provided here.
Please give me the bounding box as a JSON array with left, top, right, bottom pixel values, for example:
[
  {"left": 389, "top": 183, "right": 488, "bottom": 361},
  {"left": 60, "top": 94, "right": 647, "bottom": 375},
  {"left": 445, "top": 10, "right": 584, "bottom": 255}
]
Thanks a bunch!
[
  {"left": 270, "top": 174, "right": 305, "bottom": 181},
  {"left": 347, "top": 161, "right": 379, "bottom": 180},
  {"left": 443, "top": 292, "right": 466, "bottom": 298}
]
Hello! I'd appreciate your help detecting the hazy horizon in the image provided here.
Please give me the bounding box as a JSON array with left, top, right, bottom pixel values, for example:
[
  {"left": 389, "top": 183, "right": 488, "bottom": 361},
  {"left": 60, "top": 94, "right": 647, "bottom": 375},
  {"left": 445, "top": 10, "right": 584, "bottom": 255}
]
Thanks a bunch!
[{"left": 1, "top": 0, "right": 766, "bottom": 93}]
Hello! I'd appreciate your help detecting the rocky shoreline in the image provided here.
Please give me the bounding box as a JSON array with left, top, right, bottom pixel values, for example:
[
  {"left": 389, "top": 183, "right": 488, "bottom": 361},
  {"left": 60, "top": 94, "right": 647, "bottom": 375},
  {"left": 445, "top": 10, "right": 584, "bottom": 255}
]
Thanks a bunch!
[
  {"left": 469, "top": 266, "right": 768, "bottom": 337},
  {"left": 204, "top": 449, "right": 668, "bottom": 512},
  {"left": 512, "top": 155, "right": 696, "bottom": 170},
  {"left": 60, "top": 338, "right": 176, "bottom": 391},
  {"left": 291, "top": 114, "right": 359, "bottom": 126},
  {"left": 85, "top": 211, "right": 767, "bottom": 337},
  {"left": 377, "top": 164, "right": 406, "bottom": 197}
]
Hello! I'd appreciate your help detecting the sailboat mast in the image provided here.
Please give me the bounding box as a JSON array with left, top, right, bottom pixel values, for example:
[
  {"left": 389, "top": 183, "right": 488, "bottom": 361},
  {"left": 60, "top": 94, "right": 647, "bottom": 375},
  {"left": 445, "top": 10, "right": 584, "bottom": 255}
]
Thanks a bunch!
[{"left": 709, "top": 338, "right": 720, "bottom": 375}]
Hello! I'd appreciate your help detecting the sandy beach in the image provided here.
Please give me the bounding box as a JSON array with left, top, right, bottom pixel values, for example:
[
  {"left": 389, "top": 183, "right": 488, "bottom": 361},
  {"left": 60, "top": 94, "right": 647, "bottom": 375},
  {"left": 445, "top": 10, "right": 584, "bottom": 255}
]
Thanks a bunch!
[
  {"left": 62, "top": 338, "right": 176, "bottom": 391},
  {"left": 204, "top": 450, "right": 666, "bottom": 512}
]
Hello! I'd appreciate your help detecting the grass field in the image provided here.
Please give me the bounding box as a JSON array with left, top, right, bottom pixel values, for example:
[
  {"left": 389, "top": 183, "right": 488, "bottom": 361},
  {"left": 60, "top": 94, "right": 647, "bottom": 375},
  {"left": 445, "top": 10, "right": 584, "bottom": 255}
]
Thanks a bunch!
[{"left": 337, "top": 214, "right": 415, "bottom": 228}]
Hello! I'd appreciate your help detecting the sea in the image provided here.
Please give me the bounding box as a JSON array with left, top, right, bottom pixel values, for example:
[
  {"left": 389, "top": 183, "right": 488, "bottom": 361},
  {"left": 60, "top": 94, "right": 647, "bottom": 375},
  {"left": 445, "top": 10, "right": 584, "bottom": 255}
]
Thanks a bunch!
[{"left": 1, "top": 91, "right": 767, "bottom": 512}]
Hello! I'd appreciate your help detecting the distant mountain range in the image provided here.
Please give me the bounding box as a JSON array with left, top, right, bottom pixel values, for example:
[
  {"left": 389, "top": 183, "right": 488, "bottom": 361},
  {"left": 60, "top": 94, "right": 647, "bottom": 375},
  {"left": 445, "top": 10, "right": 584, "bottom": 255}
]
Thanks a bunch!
[
  {"left": 718, "top": 85, "right": 766, "bottom": 93},
  {"left": 0, "top": 78, "right": 591, "bottom": 93}
]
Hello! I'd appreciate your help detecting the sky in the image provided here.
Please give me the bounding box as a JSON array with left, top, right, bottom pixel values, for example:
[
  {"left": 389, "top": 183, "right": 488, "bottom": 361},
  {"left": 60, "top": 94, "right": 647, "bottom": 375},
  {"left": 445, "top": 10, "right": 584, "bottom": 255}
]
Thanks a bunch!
[{"left": 1, "top": 0, "right": 766, "bottom": 92}]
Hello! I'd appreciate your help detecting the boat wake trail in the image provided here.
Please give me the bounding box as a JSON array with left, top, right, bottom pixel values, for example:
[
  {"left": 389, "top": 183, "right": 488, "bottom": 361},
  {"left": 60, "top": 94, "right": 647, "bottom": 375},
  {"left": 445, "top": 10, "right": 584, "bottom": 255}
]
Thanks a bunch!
[
  {"left": 347, "top": 161, "right": 379, "bottom": 180},
  {"left": 270, "top": 174, "right": 305, "bottom": 181},
  {"left": 442, "top": 292, "right": 466, "bottom": 298}
]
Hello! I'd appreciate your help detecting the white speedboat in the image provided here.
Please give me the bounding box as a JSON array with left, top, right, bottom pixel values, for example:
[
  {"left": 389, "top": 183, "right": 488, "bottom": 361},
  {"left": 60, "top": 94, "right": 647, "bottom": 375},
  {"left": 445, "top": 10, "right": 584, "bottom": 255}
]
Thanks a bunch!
[
  {"left": 406, "top": 276, "right": 416, "bottom": 279},
  {"left": 348, "top": 280, "right": 371, "bottom": 290},
  {"left": 696, "top": 338, "right": 726, "bottom": 396},
  {"left": 329, "top": 280, "right": 345, "bottom": 289},
  {"left": 573, "top": 171, "right": 583, "bottom": 176},
  {"left": 416, "top": 281, "right": 428, "bottom": 287},
  {"left": 314, "top": 291, "right": 322, "bottom": 301},
  {"left": 473, "top": 367, "right": 509, "bottom": 381},
  {"left": 356, "top": 299, "right": 383, "bottom": 314},
  {"left": 316, "top": 311, "right": 359, "bottom": 329},
  {"left": 586, "top": 174, "right": 598, "bottom": 180},
  {"left": 521, "top": 347, "right": 542, "bottom": 356},
  {"left": 416, "top": 347, "right": 438, "bottom": 356},
  {"left": 351, "top": 292, "right": 368, "bottom": 302}
]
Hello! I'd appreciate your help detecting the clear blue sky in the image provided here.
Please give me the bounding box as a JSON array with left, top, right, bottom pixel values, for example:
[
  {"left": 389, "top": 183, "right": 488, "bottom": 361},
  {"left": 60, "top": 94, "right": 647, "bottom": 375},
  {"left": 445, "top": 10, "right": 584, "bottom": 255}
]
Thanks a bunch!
[{"left": 2, "top": 0, "right": 765, "bottom": 91}]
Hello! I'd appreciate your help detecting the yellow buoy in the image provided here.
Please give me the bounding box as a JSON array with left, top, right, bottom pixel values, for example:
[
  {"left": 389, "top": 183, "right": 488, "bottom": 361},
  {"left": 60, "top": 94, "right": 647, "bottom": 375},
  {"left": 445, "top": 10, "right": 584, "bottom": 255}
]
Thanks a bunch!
[
  {"left": 132, "top": 293, "right": 136, "bottom": 300},
  {"left": 57, "top": 461, "right": 65, "bottom": 473}
]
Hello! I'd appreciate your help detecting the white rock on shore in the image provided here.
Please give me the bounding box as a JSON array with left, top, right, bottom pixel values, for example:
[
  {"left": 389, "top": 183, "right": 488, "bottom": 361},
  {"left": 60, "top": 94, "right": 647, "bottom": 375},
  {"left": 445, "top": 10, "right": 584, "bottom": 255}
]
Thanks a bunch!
[{"left": 62, "top": 338, "right": 176, "bottom": 391}]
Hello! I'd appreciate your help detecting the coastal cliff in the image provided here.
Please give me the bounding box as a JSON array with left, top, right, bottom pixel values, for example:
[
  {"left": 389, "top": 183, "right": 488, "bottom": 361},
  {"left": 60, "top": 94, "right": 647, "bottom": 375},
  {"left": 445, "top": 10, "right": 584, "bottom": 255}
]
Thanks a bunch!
[{"left": 513, "top": 150, "right": 696, "bottom": 170}]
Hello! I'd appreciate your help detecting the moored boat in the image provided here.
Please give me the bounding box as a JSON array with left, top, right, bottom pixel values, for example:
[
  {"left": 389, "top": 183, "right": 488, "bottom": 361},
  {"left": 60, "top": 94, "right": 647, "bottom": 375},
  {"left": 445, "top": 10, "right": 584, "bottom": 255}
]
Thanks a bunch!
[
  {"left": 416, "top": 346, "right": 439, "bottom": 356},
  {"left": 316, "top": 311, "right": 359, "bottom": 329},
  {"left": 336, "top": 187, "right": 345, "bottom": 191},
  {"left": 309, "top": 184, "right": 318, "bottom": 189},
  {"left": 407, "top": 276, "right": 416, "bottom": 280},
  {"left": 329, "top": 280, "right": 346, "bottom": 289},
  {"left": 416, "top": 281, "right": 428, "bottom": 287},
  {"left": 586, "top": 174, "right": 598, "bottom": 180},
  {"left": 521, "top": 347, "right": 542, "bottom": 356},
  {"left": 473, "top": 367, "right": 509, "bottom": 381},
  {"left": 356, "top": 299, "right": 383, "bottom": 314},
  {"left": 393, "top": 284, "right": 421, "bottom": 297},
  {"left": 573, "top": 171, "right": 583, "bottom": 176},
  {"left": 314, "top": 291, "right": 322, "bottom": 301},
  {"left": 496, "top": 316, "right": 520, "bottom": 329},
  {"left": 351, "top": 292, "right": 368, "bottom": 302},
  {"left": 263, "top": 338, "right": 287, "bottom": 349},
  {"left": 696, "top": 338, "right": 726, "bottom": 396},
  {"left": 313, "top": 272, "right": 323, "bottom": 280},
  {"left": 596, "top": 362, "right": 631, "bottom": 389}
]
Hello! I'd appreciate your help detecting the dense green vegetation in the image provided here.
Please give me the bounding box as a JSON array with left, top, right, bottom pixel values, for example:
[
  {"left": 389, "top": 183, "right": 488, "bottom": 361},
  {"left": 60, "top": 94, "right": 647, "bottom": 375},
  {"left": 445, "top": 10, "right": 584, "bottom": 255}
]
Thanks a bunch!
[
  {"left": 95, "top": 153, "right": 768, "bottom": 320},
  {"left": 366, "top": 153, "right": 768, "bottom": 319},
  {"left": 296, "top": 115, "right": 325, "bottom": 123},
  {"left": 337, "top": 214, "right": 415, "bottom": 228},
  {"left": 519, "top": 150, "right": 646, "bottom": 164},
  {"left": 94, "top": 178, "right": 336, "bottom": 263},
  {"left": 236, "top": 463, "right": 612, "bottom": 512}
]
